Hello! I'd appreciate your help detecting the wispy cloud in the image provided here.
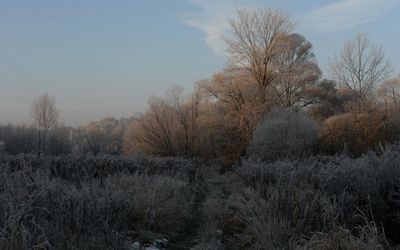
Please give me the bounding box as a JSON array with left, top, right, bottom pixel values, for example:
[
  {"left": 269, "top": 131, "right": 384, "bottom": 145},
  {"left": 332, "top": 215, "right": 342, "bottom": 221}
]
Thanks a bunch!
[
  {"left": 301, "top": 0, "right": 400, "bottom": 32},
  {"left": 182, "top": 0, "right": 263, "bottom": 56},
  {"left": 182, "top": 0, "right": 400, "bottom": 55}
]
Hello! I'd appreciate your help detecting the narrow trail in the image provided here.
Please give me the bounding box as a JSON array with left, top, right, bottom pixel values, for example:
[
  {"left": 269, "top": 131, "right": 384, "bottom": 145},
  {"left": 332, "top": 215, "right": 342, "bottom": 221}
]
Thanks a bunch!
[{"left": 165, "top": 172, "right": 210, "bottom": 250}]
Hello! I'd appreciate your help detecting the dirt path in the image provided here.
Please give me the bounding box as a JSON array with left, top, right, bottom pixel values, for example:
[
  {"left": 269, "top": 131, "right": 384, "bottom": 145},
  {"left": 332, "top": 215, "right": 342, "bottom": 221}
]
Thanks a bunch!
[{"left": 165, "top": 176, "right": 209, "bottom": 250}]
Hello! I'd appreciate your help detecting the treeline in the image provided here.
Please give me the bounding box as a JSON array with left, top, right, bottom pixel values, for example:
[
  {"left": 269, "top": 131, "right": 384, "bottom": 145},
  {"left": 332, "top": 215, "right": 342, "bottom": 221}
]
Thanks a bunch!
[
  {"left": 125, "top": 9, "right": 400, "bottom": 164},
  {"left": 0, "top": 117, "right": 131, "bottom": 155},
  {"left": 1, "top": 8, "right": 400, "bottom": 165}
]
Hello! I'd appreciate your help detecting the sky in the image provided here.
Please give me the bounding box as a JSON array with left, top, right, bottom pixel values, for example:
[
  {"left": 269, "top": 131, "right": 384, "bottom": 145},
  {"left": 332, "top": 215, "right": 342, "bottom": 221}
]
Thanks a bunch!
[{"left": 0, "top": 0, "right": 399, "bottom": 126}]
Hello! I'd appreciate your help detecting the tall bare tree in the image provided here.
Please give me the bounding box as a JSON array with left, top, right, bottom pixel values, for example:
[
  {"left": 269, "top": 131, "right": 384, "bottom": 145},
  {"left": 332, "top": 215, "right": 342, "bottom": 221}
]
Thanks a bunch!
[
  {"left": 225, "top": 8, "right": 294, "bottom": 104},
  {"left": 31, "top": 93, "right": 59, "bottom": 156},
  {"left": 330, "top": 34, "right": 392, "bottom": 104},
  {"left": 201, "top": 67, "right": 262, "bottom": 160}
]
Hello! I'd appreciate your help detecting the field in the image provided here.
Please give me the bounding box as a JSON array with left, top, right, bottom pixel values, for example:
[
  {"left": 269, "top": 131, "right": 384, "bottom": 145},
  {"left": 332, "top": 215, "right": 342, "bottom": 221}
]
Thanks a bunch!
[{"left": 1, "top": 147, "right": 400, "bottom": 250}]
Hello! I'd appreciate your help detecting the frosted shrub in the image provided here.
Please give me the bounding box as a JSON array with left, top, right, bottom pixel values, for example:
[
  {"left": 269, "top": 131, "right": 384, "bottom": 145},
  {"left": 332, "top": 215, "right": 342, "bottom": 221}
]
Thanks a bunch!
[
  {"left": 0, "top": 154, "right": 200, "bottom": 249},
  {"left": 235, "top": 185, "right": 336, "bottom": 249},
  {"left": 110, "top": 174, "right": 191, "bottom": 236},
  {"left": 0, "top": 171, "right": 129, "bottom": 249},
  {"left": 236, "top": 146, "right": 400, "bottom": 246},
  {"left": 292, "top": 223, "right": 389, "bottom": 250},
  {"left": 319, "top": 112, "right": 386, "bottom": 156},
  {"left": 248, "top": 107, "right": 319, "bottom": 161}
]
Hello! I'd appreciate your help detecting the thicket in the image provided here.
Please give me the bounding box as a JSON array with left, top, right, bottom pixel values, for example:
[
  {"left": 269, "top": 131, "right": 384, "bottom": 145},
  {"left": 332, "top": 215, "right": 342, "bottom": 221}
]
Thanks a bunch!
[
  {"left": 0, "top": 155, "right": 208, "bottom": 249},
  {"left": 195, "top": 146, "right": 400, "bottom": 249},
  {"left": 2, "top": 148, "right": 400, "bottom": 249}
]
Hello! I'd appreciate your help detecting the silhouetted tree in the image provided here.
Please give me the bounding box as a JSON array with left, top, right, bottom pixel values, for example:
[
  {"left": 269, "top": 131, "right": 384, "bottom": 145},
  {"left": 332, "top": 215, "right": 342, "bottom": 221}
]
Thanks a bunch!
[
  {"left": 73, "top": 117, "right": 129, "bottom": 155},
  {"left": 330, "top": 34, "right": 392, "bottom": 110},
  {"left": 31, "top": 93, "right": 59, "bottom": 156}
]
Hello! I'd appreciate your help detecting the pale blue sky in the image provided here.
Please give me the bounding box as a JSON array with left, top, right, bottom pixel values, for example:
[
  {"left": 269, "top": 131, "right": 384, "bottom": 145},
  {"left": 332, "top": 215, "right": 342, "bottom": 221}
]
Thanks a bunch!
[{"left": 0, "top": 0, "right": 399, "bottom": 126}]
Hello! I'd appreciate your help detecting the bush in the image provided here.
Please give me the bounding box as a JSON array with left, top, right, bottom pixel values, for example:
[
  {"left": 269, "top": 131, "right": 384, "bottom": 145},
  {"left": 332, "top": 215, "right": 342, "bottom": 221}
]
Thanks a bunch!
[
  {"left": 235, "top": 146, "right": 400, "bottom": 246},
  {"left": 110, "top": 174, "right": 191, "bottom": 236},
  {"left": 382, "top": 106, "right": 400, "bottom": 144},
  {"left": 319, "top": 111, "right": 386, "bottom": 156},
  {"left": 292, "top": 223, "right": 389, "bottom": 250},
  {"left": 248, "top": 108, "right": 319, "bottom": 161},
  {"left": 0, "top": 154, "right": 201, "bottom": 249}
]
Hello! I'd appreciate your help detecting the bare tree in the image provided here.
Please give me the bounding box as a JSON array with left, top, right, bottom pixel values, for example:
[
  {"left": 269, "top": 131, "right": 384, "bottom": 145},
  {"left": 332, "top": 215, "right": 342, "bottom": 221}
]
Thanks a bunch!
[
  {"left": 225, "top": 8, "right": 294, "bottom": 104},
  {"left": 271, "top": 33, "right": 321, "bottom": 107},
  {"left": 31, "top": 93, "right": 59, "bottom": 156},
  {"left": 73, "top": 117, "right": 126, "bottom": 155},
  {"left": 133, "top": 96, "right": 176, "bottom": 156},
  {"left": 330, "top": 34, "right": 392, "bottom": 104},
  {"left": 201, "top": 67, "right": 262, "bottom": 161},
  {"left": 167, "top": 86, "right": 206, "bottom": 156},
  {"left": 124, "top": 86, "right": 212, "bottom": 158},
  {"left": 378, "top": 75, "right": 400, "bottom": 106}
]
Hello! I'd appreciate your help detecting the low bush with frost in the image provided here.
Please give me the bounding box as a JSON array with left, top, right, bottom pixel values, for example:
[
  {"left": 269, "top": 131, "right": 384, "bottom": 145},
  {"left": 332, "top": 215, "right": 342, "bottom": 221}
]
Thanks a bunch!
[
  {"left": 0, "top": 155, "right": 198, "bottom": 249},
  {"left": 248, "top": 107, "right": 319, "bottom": 161}
]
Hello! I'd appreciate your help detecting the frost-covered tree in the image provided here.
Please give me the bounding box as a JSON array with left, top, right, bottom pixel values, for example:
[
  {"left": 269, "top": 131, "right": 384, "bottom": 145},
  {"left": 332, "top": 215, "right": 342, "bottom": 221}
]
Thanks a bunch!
[
  {"left": 378, "top": 75, "right": 400, "bottom": 107},
  {"left": 226, "top": 8, "right": 294, "bottom": 104},
  {"left": 330, "top": 34, "right": 392, "bottom": 105},
  {"left": 271, "top": 33, "right": 321, "bottom": 107},
  {"left": 73, "top": 117, "right": 129, "bottom": 155},
  {"left": 124, "top": 86, "right": 207, "bottom": 158}
]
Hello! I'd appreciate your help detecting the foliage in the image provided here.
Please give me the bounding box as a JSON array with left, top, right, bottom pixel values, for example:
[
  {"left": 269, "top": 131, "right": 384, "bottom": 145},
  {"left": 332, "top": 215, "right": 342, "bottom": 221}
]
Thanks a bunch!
[
  {"left": 0, "top": 154, "right": 205, "bottom": 249},
  {"left": 319, "top": 111, "right": 387, "bottom": 156},
  {"left": 248, "top": 107, "right": 319, "bottom": 161}
]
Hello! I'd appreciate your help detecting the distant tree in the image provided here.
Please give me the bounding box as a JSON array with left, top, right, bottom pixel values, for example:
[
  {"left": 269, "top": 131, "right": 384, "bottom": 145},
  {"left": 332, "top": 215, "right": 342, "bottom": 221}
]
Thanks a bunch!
[
  {"left": 124, "top": 86, "right": 209, "bottom": 158},
  {"left": 47, "top": 125, "right": 73, "bottom": 155},
  {"left": 31, "top": 93, "right": 59, "bottom": 156},
  {"left": 378, "top": 75, "right": 400, "bottom": 107},
  {"left": 307, "top": 79, "right": 355, "bottom": 121},
  {"left": 73, "top": 117, "right": 128, "bottom": 155},
  {"left": 0, "top": 123, "right": 37, "bottom": 154},
  {"left": 127, "top": 96, "right": 177, "bottom": 156},
  {"left": 226, "top": 8, "right": 294, "bottom": 104},
  {"left": 330, "top": 34, "right": 392, "bottom": 109}
]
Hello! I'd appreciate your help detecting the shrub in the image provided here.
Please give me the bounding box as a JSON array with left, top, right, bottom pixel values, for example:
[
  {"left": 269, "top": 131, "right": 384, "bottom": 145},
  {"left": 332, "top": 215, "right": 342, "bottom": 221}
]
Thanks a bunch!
[
  {"left": 0, "top": 171, "right": 129, "bottom": 249},
  {"left": 292, "top": 223, "right": 389, "bottom": 250},
  {"left": 110, "top": 174, "right": 191, "bottom": 236},
  {"left": 248, "top": 108, "right": 319, "bottom": 161},
  {"left": 0, "top": 154, "right": 201, "bottom": 249},
  {"left": 235, "top": 146, "right": 400, "bottom": 246},
  {"left": 319, "top": 111, "right": 386, "bottom": 156}
]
